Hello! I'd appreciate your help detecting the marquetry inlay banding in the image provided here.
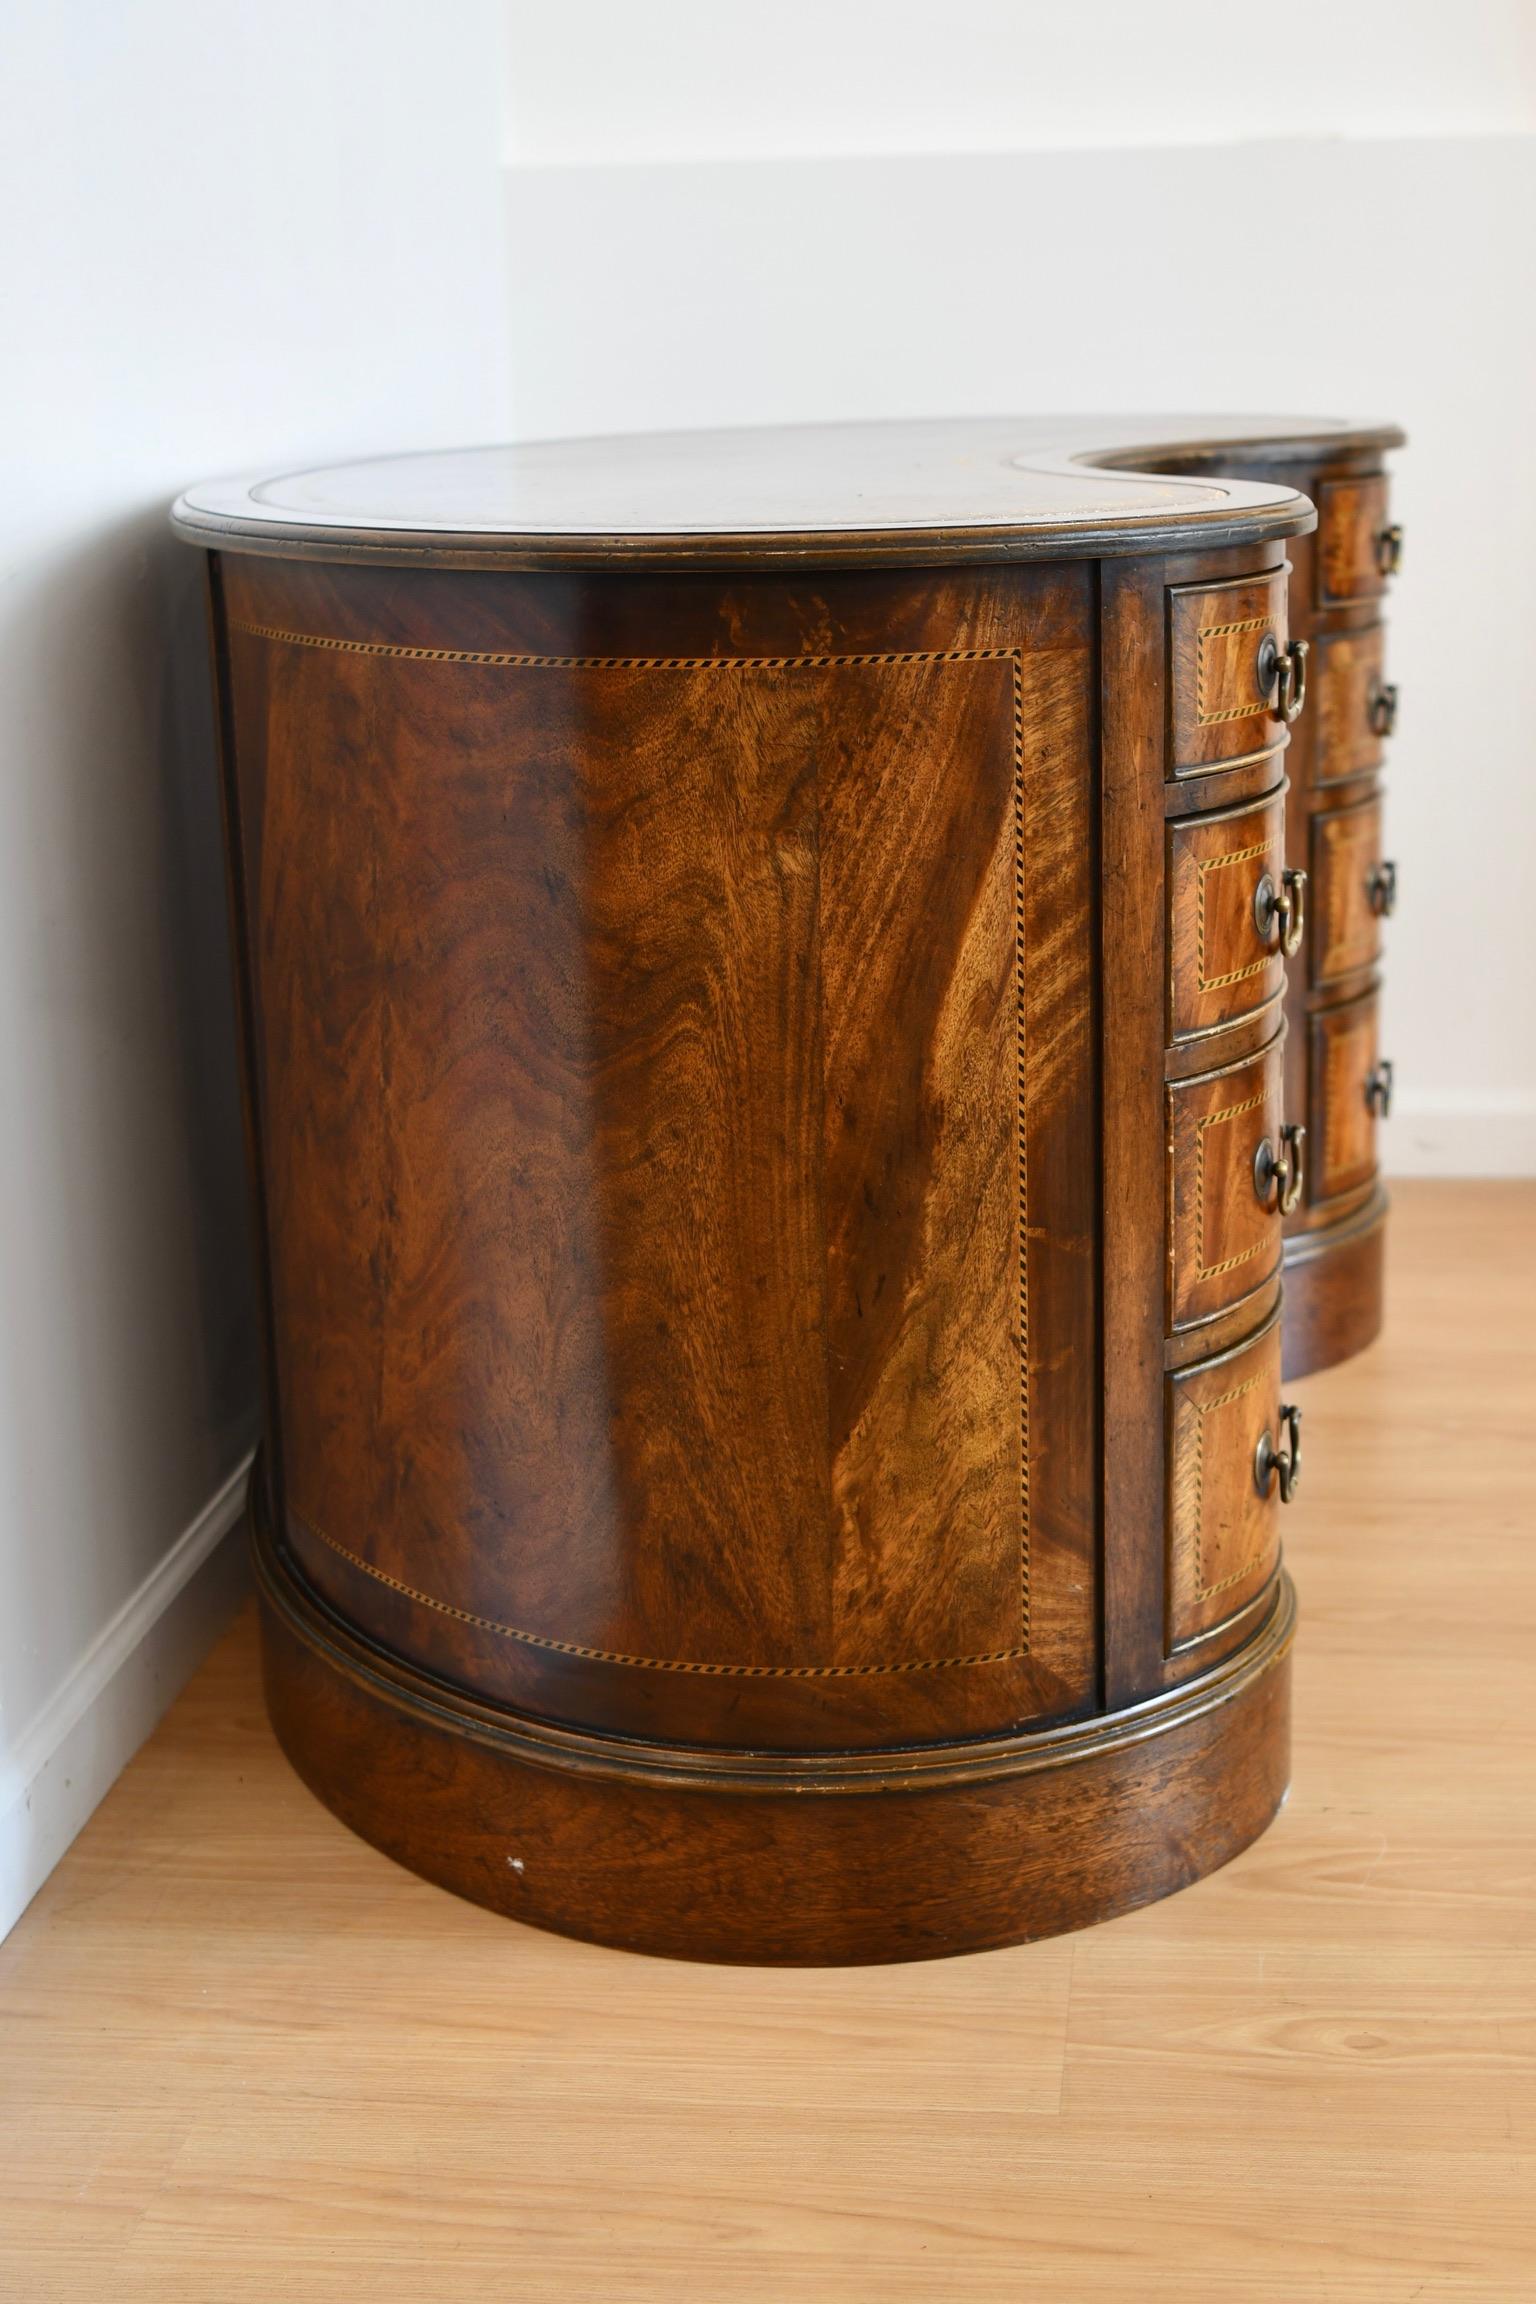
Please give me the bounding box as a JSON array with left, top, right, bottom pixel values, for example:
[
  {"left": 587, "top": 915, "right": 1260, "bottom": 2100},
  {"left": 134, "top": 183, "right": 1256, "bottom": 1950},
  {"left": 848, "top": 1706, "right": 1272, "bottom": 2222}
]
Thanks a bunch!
[
  {"left": 1194, "top": 1090, "right": 1273, "bottom": 1280},
  {"left": 230, "top": 621, "right": 1021, "bottom": 676},
  {"left": 1196, "top": 838, "right": 1274, "bottom": 992},
  {"left": 293, "top": 1510, "right": 1038, "bottom": 1680},
  {"left": 1195, "top": 616, "right": 1271, "bottom": 726}
]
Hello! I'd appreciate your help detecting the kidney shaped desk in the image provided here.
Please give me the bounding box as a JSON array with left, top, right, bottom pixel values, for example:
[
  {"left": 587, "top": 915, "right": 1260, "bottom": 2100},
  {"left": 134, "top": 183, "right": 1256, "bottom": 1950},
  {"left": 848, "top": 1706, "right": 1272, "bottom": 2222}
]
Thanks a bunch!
[{"left": 174, "top": 415, "right": 1404, "bottom": 1963}]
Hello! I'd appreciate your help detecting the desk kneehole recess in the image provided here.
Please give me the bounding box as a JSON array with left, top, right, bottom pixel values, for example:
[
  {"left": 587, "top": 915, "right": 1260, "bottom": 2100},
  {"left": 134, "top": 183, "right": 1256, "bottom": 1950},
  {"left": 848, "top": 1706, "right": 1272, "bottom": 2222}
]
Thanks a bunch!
[{"left": 175, "top": 416, "right": 1398, "bottom": 1964}]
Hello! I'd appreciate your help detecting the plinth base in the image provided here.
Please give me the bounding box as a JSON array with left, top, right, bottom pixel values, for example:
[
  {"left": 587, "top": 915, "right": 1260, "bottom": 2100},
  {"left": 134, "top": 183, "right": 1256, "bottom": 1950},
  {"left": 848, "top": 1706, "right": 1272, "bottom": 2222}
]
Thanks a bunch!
[
  {"left": 1283, "top": 1188, "right": 1388, "bottom": 1380},
  {"left": 254, "top": 1493, "right": 1295, "bottom": 1967}
]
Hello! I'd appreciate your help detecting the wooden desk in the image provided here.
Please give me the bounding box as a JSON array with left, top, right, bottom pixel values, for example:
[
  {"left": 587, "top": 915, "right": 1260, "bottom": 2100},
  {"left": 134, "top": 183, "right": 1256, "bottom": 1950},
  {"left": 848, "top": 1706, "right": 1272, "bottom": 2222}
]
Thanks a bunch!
[{"left": 175, "top": 416, "right": 1403, "bottom": 1963}]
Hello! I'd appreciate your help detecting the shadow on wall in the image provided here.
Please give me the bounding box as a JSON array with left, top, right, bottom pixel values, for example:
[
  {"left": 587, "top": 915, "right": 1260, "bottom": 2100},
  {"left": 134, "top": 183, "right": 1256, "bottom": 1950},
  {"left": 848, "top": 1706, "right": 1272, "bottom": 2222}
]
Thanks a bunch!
[
  {"left": 0, "top": 505, "right": 259, "bottom": 1704},
  {"left": 152, "top": 522, "right": 262, "bottom": 1446}
]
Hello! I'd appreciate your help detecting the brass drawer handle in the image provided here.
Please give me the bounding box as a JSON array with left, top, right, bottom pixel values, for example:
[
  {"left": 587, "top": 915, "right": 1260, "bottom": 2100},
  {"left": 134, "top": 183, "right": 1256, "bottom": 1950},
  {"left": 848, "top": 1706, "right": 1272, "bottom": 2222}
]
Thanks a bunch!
[
  {"left": 1254, "top": 866, "right": 1307, "bottom": 957},
  {"left": 1368, "top": 679, "right": 1399, "bottom": 738},
  {"left": 1254, "top": 1122, "right": 1306, "bottom": 1215},
  {"left": 1366, "top": 859, "right": 1398, "bottom": 918},
  {"left": 1257, "top": 633, "right": 1309, "bottom": 725},
  {"left": 1255, "top": 1403, "right": 1302, "bottom": 1503},
  {"left": 1375, "top": 523, "right": 1404, "bottom": 579},
  {"left": 1364, "top": 1058, "right": 1395, "bottom": 1118}
]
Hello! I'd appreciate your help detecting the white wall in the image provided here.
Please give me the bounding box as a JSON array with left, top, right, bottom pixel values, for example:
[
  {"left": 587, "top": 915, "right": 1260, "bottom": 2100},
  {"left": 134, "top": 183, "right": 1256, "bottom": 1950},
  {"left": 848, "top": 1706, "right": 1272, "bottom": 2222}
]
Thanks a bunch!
[
  {"left": 502, "top": 1, "right": 1536, "bottom": 1177},
  {"left": 504, "top": 0, "right": 1536, "bottom": 160},
  {"left": 0, "top": 0, "right": 512, "bottom": 1935}
]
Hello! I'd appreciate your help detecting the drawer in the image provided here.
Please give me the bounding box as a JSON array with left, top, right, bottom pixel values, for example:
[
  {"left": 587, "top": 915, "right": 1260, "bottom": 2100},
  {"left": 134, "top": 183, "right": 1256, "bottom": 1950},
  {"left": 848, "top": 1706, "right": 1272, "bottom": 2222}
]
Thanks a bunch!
[
  {"left": 1309, "top": 989, "right": 1389, "bottom": 1205},
  {"left": 1168, "top": 790, "right": 1288, "bottom": 1043},
  {"left": 1314, "top": 624, "right": 1394, "bottom": 787},
  {"left": 1168, "top": 569, "right": 1293, "bottom": 775},
  {"left": 1316, "top": 476, "right": 1401, "bottom": 606},
  {"left": 1167, "top": 1316, "right": 1289, "bottom": 1654},
  {"left": 1168, "top": 1037, "right": 1289, "bottom": 1331},
  {"left": 1311, "top": 795, "right": 1391, "bottom": 992}
]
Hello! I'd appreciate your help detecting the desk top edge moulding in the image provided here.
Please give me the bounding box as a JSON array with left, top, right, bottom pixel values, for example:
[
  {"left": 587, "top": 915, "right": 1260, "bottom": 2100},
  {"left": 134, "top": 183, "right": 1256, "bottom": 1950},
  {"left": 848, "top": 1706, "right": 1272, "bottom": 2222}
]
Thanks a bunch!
[
  {"left": 178, "top": 415, "right": 1404, "bottom": 1964},
  {"left": 173, "top": 412, "right": 1403, "bottom": 567}
]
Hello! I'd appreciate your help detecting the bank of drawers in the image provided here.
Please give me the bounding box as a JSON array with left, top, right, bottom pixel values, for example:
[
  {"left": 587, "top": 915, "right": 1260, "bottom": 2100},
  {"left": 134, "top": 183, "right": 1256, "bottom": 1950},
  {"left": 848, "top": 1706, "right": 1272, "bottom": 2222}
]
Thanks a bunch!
[
  {"left": 1301, "top": 468, "right": 1399, "bottom": 1227},
  {"left": 1154, "top": 473, "right": 1401, "bottom": 1662},
  {"left": 1160, "top": 564, "right": 1302, "bottom": 1664}
]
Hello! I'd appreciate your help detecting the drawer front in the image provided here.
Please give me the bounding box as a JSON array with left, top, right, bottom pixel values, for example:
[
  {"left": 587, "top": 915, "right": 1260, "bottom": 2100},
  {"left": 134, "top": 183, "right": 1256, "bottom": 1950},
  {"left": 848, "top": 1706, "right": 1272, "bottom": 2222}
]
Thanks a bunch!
[
  {"left": 1167, "top": 1318, "right": 1284, "bottom": 1653},
  {"left": 1316, "top": 476, "right": 1397, "bottom": 606},
  {"left": 1314, "top": 624, "right": 1389, "bottom": 787},
  {"left": 1309, "top": 989, "right": 1384, "bottom": 1204},
  {"left": 1168, "top": 570, "right": 1289, "bottom": 774},
  {"left": 1311, "top": 795, "right": 1386, "bottom": 991},
  {"left": 1168, "top": 791, "right": 1288, "bottom": 1042},
  {"left": 1169, "top": 1038, "right": 1287, "bottom": 1331}
]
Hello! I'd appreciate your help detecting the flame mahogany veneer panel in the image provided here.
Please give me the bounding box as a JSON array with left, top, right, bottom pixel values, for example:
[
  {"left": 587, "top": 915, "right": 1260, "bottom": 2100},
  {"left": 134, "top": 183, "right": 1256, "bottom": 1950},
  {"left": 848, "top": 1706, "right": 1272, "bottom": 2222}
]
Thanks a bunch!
[{"left": 222, "top": 556, "right": 1097, "bottom": 1752}]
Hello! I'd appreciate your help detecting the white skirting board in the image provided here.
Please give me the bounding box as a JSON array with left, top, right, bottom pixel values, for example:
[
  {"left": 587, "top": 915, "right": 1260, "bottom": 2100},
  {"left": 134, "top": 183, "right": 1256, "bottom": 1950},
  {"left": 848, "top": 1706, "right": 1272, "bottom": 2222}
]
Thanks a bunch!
[{"left": 0, "top": 1452, "right": 254, "bottom": 1942}]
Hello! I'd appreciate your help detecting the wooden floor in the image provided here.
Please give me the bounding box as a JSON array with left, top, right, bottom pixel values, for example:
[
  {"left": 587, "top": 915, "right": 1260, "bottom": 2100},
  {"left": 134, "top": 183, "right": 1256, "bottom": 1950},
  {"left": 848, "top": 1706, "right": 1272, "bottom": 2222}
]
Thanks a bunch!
[{"left": 2, "top": 1180, "right": 1532, "bottom": 2302}]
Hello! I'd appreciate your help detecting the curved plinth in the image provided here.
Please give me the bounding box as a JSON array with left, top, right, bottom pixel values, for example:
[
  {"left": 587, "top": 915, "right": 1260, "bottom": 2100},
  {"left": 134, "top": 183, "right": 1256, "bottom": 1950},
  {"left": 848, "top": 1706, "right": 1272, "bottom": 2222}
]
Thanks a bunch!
[
  {"left": 1282, "top": 1187, "right": 1388, "bottom": 1380},
  {"left": 255, "top": 1490, "right": 1295, "bottom": 1968}
]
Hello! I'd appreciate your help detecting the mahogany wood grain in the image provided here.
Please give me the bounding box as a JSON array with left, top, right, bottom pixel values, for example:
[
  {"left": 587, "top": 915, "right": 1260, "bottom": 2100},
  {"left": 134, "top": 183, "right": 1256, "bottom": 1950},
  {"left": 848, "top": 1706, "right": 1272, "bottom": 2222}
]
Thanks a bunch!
[
  {"left": 1098, "top": 558, "right": 1170, "bottom": 1710},
  {"left": 1315, "top": 474, "right": 1395, "bottom": 605},
  {"left": 1310, "top": 791, "right": 1387, "bottom": 991},
  {"left": 1309, "top": 989, "right": 1384, "bottom": 1207},
  {"left": 1313, "top": 622, "right": 1389, "bottom": 786}
]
